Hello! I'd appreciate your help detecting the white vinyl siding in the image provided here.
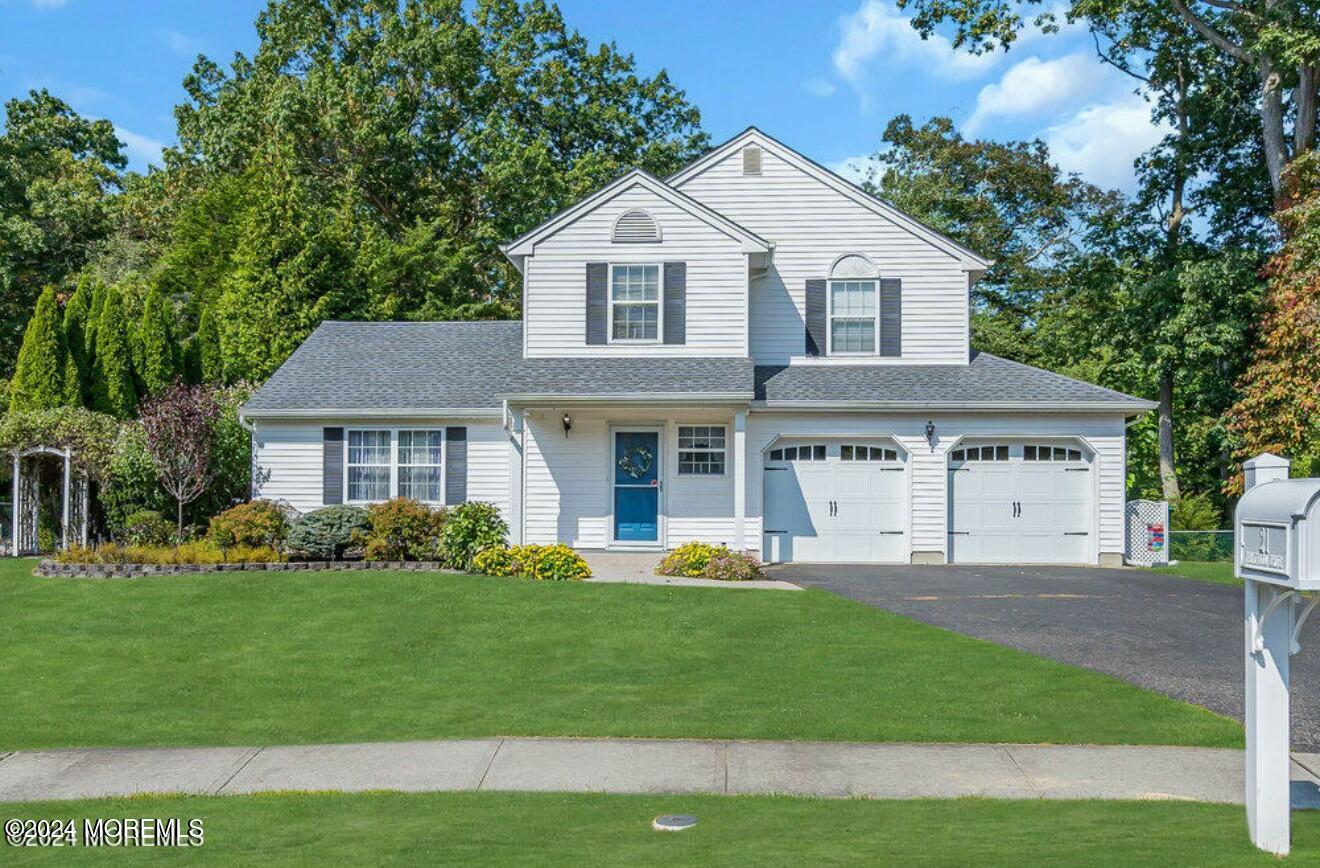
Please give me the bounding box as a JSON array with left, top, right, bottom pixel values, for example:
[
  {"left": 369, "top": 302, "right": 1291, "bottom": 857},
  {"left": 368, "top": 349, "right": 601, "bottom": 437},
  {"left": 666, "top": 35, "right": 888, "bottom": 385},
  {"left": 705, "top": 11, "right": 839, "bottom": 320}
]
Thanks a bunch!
[
  {"left": 673, "top": 144, "right": 971, "bottom": 365},
  {"left": 251, "top": 419, "right": 509, "bottom": 518},
  {"left": 522, "top": 184, "right": 748, "bottom": 357}
]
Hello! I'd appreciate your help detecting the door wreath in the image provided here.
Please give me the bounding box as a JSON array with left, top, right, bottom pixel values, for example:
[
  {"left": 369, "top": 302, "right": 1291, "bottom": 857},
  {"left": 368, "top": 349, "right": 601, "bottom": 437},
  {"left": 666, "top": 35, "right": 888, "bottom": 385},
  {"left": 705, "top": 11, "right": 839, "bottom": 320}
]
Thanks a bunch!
[{"left": 618, "top": 444, "right": 654, "bottom": 479}]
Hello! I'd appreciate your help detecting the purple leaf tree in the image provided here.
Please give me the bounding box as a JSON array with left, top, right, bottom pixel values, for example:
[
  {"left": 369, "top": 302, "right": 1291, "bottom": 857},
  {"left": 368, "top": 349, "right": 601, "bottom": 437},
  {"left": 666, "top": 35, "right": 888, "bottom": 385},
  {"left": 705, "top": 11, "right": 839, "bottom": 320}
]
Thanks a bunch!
[{"left": 139, "top": 380, "right": 221, "bottom": 543}]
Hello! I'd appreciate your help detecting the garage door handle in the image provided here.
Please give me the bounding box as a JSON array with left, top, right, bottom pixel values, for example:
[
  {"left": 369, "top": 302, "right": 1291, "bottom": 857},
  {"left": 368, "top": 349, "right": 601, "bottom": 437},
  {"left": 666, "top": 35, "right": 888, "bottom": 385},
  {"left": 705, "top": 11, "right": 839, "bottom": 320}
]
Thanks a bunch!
[
  {"left": 878, "top": 530, "right": 903, "bottom": 535},
  {"left": 950, "top": 531, "right": 970, "bottom": 536}
]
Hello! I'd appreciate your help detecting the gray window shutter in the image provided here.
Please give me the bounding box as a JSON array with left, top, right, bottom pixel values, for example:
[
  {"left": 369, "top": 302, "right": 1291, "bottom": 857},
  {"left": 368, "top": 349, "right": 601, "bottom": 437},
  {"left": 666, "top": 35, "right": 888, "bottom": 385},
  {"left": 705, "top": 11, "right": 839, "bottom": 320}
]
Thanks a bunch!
[
  {"left": 805, "top": 279, "right": 827, "bottom": 356},
  {"left": 445, "top": 426, "right": 467, "bottom": 505},
  {"left": 663, "top": 261, "right": 686, "bottom": 345},
  {"left": 323, "top": 427, "right": 344, "bottom": 505},
  {"left": 880, "top": 278, "right": 902, "bottom": 357},
  {"left": 586, "top": 262, "right": 608, "bottom": 345}
]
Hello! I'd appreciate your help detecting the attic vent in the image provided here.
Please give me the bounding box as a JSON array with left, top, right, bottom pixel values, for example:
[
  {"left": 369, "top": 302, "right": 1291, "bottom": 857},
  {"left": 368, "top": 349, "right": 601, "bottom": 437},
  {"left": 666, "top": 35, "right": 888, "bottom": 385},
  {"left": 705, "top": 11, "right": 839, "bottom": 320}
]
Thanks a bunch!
[
  {"left": 742, "top": 145, "right": 762, "bottom": 175},
  {"left": 612, "top": 209, "right": 661, "bottom": 243}
]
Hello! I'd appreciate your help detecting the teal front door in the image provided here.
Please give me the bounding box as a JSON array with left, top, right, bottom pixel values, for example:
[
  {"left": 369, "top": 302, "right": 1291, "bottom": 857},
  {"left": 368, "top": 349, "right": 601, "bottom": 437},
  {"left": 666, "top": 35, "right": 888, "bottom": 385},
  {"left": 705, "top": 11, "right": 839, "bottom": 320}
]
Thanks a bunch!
[{"left": 613, "top": 430, "right": 660, "bottom": 542}]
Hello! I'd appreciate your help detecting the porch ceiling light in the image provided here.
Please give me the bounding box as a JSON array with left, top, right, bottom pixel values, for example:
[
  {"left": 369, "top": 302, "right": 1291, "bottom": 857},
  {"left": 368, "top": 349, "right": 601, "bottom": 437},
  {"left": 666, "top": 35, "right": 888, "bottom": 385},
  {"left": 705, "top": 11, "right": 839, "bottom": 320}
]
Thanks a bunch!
[{"left": 562, "top": 413, "right": 572, "bottom": 437}]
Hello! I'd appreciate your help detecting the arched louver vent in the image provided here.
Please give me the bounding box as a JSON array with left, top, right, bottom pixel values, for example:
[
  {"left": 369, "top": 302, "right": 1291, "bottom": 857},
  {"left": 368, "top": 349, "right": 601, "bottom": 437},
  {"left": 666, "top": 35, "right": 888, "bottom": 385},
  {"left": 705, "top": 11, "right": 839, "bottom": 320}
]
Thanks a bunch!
[
  {"left": 742, "top": 144, "right": 762, "bottom": 175},
  {"left": 612, "top": 209, "right": 661, "bottom": 243}
]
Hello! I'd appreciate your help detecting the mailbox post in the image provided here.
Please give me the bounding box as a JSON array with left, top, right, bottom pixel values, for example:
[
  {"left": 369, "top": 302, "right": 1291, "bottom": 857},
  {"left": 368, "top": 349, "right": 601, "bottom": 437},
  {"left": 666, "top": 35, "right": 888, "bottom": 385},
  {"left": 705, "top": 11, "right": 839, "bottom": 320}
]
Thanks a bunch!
[{"left": 1236, "top": 453, "right": 1320, "bottom": 855}]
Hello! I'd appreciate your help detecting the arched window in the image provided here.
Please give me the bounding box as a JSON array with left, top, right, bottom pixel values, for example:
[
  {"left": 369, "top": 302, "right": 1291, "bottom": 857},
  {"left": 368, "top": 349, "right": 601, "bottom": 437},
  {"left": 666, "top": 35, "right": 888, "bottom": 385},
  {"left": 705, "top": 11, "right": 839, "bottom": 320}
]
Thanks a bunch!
[
  {"left": 829, "top": 253, "right": 879, "bottom": 280},
  {"left": 612, "top": 210, "right": 661, "bottom": 243},
  {"left": 827, "top": 254, "right": 880, "bottom": 354}
]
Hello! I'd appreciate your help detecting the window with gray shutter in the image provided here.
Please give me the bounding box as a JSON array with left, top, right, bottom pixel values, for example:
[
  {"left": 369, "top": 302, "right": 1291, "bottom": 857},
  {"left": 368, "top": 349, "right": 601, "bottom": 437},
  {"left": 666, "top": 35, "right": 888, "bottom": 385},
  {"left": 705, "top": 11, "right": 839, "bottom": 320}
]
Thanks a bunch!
[
  {"left": 804, "top": 279, "right": 826, "bottom": 356},
  {"left": 585, "top": 262, "right": 608, "bottom": 345},
  {"left": 323, "top": 427, "right": 344, "bottom": 505},
  {"left": 880, "top": 278, "right": 902, "bottom": 357},
  {"left": 445, "top": 426, "right": 467, "bottom": 505},
  {"left": 663, "top": 262, "right": 686, "bottom": 345}
]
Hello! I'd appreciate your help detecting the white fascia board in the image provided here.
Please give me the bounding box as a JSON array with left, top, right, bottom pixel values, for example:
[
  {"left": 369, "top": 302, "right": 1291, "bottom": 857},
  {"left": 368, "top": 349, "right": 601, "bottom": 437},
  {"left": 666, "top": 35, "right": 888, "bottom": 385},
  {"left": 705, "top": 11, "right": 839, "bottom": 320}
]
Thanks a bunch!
[
  {"left": 750, "top": 400, "right": 1157, "bottom": 413},
  {"left": 501, "top": 169, "right": 771, "bottom": 259},
  {"left": 239, "top": 407, "right": 503, "bottom": 421},
  {"left": 501, "top": 392, "right": 753, "bottom": 405},
  {"left": 668, "top": 127, "right": 992, "bottom": 270}
]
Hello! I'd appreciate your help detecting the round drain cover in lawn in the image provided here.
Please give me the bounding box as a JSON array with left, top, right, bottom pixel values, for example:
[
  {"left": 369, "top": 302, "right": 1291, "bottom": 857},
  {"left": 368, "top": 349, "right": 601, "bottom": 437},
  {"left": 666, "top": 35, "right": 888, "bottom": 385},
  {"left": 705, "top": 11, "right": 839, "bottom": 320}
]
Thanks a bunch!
[{"left": 652, "top": 815, "right": 698, "bottom": 832}]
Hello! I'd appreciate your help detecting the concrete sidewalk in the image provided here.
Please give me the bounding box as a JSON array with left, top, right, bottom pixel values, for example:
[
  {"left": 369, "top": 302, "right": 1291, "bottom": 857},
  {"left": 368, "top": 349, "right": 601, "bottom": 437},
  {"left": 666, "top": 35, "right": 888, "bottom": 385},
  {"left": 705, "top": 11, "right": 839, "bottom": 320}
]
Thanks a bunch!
[
  {"left": 4, "top": 738, "right": 1320, "bottom": 806},
  {"left": 582, "top": 551, "right": 801, "bottom": 590}
]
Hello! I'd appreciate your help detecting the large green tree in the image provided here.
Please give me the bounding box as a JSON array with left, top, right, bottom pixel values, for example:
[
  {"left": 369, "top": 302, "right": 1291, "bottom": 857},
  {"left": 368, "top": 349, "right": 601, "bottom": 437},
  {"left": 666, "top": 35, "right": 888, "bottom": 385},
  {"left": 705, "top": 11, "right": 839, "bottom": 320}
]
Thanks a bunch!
[
  {"left": 8, "top": 286, "right": 77, "bottom": 412},
  {"left": 135, "top": 287, "right": 182, "bottom": 395},
  {"left": 0, "top": 90, "right": 126, "bottom": 375},
  {"left": 90, "top": 286, "right": 138, "bottom": 418}
]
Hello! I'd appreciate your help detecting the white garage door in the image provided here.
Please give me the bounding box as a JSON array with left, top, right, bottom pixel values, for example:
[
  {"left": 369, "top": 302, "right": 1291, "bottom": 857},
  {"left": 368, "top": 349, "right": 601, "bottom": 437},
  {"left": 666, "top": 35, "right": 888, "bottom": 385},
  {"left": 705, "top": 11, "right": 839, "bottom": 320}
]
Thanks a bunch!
[
  {"left": 947, "top": 443, "right": 1094, "bottom": 564},
  {"left": 763, "top": 441, "right": 906, "bottom": 563}
]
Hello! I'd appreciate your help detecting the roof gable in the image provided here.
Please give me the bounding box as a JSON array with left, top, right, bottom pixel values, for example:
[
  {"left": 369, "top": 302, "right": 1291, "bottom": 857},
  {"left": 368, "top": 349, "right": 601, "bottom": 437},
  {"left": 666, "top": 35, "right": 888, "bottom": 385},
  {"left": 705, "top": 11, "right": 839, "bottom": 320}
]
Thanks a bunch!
[
  {"left": 669, "top": 127, "right": 991, "bottom": 270},
  {"left": 502, "top": 168, "right": 771, "bottom": 259}
]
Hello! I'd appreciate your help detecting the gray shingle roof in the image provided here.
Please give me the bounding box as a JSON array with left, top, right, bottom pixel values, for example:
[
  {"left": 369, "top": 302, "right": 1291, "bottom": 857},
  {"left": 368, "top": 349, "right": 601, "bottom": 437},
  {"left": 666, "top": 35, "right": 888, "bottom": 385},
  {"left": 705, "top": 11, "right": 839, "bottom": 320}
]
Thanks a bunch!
[
  {"left": 754, "top": 352, "right": 1155, "bottom": 410},
  {"left": 242, "top": 321, "right": 754, "bottom": 414}
]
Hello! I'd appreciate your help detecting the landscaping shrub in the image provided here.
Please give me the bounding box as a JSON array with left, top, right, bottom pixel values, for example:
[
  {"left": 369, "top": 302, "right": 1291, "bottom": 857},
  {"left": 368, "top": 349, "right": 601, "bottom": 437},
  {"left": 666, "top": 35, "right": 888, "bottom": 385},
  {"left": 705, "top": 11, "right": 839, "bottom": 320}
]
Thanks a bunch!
[
  {"left": 122, "top": 509, "right": 174, "bottom": 546},
  {"left": 55, "top": 541, "right": 282, "bottom": 565},
  {"left": 656, "top": 542, "right": 765, "bottom": 581},
  {"left": 655, "top": 541, "right": 720, "bottom": 578},
  {"left": 472, "top": 544, "right": 590, "bottom": 581},
  {"left": 208, "top": 499, "right": 290, "bottom": 550},
  {"left": 440, "top": 502, "right": 508, "bottom": 570},
  {"left": 1172, "top": 492, "right": 1222, "bottom": 531},
  {"left": 361, "top": 498, "right": 447, "bottom": 560},
  {"left": 286, "top": 505, "right": 369, "bottom": 560}
]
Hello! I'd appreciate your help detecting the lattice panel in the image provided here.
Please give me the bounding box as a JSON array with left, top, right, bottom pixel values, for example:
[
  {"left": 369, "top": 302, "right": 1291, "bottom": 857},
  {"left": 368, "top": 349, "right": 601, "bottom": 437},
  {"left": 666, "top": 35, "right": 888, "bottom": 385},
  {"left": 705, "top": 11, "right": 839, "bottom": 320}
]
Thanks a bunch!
[{"left": 1125, "top": 499, "right": 1170, "bottom": 567}]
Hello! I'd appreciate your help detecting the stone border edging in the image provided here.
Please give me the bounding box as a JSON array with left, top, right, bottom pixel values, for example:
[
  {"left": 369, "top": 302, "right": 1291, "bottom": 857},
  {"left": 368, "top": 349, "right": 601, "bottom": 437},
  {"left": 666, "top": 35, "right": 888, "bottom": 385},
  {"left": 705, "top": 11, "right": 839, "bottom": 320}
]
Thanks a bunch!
[{"left": 34, "top": 559, "right": 458, "bottom": 579}]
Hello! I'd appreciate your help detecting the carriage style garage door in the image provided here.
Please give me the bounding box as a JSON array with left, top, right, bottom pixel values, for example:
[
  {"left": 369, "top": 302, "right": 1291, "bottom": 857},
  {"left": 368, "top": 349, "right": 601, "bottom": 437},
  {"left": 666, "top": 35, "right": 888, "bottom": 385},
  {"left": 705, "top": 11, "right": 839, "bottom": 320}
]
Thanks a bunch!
[
  {"left": 947, "top": 443, "right": 1094, "bottom": 564},
  {"left": 763, "top": 440, "right": 906, "bottom": 563}
]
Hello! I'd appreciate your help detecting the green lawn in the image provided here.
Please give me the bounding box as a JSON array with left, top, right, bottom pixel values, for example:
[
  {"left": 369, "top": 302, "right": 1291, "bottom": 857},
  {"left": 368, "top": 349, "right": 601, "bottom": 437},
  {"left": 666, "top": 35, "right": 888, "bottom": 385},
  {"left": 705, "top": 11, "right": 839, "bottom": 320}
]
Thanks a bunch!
[
  {"left": 3, "top": 791, "right": 1316, "bottom": 866},
  {"left": 1154, "top": 560, "right": 1241, "bottom": 586},
  {"left": 0, "top": 558, "right": 1238, "bottom": 749}
]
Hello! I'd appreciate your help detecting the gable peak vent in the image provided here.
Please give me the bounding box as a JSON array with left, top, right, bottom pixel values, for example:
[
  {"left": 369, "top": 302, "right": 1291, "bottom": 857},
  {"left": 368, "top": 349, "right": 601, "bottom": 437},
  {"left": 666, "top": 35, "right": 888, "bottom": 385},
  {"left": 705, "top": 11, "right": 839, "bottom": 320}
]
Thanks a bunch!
[
  {"left": 742, "top": 144, "right": 763, "bottom": 176},
  {"left": 612, "top": 209, "right": 661, "bottom": 243}
]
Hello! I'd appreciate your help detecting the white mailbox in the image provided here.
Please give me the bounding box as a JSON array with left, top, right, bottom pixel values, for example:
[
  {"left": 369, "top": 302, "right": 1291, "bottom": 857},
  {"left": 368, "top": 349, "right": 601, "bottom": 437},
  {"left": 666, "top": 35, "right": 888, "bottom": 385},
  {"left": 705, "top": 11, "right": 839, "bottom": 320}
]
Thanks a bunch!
[{"left": 1236, "top": 478, "right": 1320, "bottom": 590}]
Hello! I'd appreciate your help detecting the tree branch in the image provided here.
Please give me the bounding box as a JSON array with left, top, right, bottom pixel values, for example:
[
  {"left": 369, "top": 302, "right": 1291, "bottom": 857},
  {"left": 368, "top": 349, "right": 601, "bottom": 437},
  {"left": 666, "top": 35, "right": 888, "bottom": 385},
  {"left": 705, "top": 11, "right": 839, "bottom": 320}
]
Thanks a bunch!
[
  {"left": 1169, "top": 0, "right": 1251, "bottom": 63},
  {"left": 1090, "top": 30, "right": 1152, "bottom": 85}
]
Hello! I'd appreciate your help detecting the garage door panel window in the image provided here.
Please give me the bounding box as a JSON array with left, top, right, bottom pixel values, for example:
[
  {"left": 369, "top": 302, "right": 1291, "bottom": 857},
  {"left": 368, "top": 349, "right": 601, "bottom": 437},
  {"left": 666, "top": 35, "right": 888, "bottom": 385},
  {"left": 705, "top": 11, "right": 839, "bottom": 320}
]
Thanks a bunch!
[
  {"left": 841, "top": 444, "right": 898, "bottom": 462},
  {"left": 1024, "top": 444, "right": 1083, "bottom": 461},
  {"left": 950, "top": 445, "right": 1009, "bottom": 462},
  {"left": 678, "top": 425, "right": 726, "bottom": 475},
  {"left": 347, "top": 430, "right": 391, "bottom": 502},
  {"left": 768, "top": 444, "right": 827, "bottom": 462}
]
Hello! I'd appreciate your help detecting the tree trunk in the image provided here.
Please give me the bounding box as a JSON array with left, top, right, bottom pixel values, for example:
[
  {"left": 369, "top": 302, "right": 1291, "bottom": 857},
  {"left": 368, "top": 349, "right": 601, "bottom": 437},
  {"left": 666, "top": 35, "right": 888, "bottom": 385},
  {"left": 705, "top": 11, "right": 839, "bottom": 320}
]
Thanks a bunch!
[
  {"left": 1259, "top": 60, "right": 1291, "bottom": 200},
  {"left": 1158, "top": 369, "right": 1181, "bottom": 503},
  {"left": 1295, "top": 63, "right": 1317, "bottom": 159},
  {"left": 176, "top": 499, "right": 184, "bottom": 546}
]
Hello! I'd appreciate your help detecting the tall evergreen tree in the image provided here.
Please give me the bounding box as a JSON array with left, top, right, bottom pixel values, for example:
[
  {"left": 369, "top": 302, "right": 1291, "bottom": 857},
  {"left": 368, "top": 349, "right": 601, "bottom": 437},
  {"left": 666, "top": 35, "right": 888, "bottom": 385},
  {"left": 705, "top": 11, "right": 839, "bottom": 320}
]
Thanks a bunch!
[
  {"left": 90, "top": 286, "right": 137, "bottom": 418},
  {"left": 61, "top": 274, "right": 95, "bottom": 404},
  {"left": 8, "top": 286, "right": 75, "bottom": 412},
  {"left": 188, "top": 304, "right": 222, "bottom": 384},
  {"left": 135, "top": 287, "right": 181, "bottom": 395}
]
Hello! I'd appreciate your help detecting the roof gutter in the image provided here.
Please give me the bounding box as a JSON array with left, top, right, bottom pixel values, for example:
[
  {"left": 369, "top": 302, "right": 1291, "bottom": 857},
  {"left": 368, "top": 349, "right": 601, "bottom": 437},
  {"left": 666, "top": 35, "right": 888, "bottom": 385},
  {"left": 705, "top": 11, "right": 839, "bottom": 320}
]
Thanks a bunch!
[
  {"left": 500, "top": 392, "right": 754, "bottom": 405},
  {"left": 752, "top": 399, "right": 1159, "bottom": 413},
  {"left": 239, "top": 407, "right": 503, "bottom": 420}
]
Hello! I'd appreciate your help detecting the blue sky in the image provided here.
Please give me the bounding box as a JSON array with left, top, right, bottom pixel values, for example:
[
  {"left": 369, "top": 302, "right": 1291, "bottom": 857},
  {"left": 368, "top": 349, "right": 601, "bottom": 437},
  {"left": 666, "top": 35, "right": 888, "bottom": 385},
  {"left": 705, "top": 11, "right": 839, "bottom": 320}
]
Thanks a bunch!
[{"left": 0, "top": 0, "right": 1165, "bottom": 191}]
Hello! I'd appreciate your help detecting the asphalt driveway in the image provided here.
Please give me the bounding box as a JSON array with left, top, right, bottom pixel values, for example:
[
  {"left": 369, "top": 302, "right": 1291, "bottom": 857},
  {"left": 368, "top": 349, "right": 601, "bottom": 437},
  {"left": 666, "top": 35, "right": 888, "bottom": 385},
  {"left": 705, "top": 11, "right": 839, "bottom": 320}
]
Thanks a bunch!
[{"left": 770, "top": 564, "right": 1320, "bottom": 751}]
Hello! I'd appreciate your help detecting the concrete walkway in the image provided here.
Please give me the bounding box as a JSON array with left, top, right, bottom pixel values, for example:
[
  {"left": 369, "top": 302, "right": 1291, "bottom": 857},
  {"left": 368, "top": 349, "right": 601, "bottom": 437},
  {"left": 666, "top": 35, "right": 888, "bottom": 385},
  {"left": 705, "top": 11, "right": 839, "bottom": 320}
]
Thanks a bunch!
[
  {"left": 582, "top": 551, "right": 801, "bottom": 590},
  {"left": 4, "top": 738, "right": 1320, "bottom": 806}
]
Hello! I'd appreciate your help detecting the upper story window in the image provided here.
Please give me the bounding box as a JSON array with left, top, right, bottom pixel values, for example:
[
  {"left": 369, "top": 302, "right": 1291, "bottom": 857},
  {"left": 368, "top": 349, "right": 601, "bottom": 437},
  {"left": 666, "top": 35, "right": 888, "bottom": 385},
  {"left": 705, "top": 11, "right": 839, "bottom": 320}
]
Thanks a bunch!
[
  {"left": 827, "top": 253, "right": 882, "bottom": 356},
  {"left": 611, "top": 264, "right": 660, "bottom": 342}
]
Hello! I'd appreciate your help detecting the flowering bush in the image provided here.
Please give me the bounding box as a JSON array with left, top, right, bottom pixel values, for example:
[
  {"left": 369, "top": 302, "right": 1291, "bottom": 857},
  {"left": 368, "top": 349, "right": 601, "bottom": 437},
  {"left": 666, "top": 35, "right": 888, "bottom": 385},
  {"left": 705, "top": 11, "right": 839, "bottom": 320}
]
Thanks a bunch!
[
  {"left": 208, "top": 500, "right": 291, "bottom": 550},
  {"left": 286, "top": 505, "right": 370, "bottom": 560},
  {"left": 121, "top": 509, "right": 174, "bottom": 546},
  {"left": 655, "top": 541, "right": 720, "bottom": 578},
  {"left": 472, "top": 544, "right": 590, "bottom": 581},
  {"left": 656, "top": 542, "right": 764, "bottom": 581},
  {"left": 440, "top": 502, "right": 508, "bottom": 570},
  {"left": 360, "top": 498, "right": 447, "bottom": 560}
]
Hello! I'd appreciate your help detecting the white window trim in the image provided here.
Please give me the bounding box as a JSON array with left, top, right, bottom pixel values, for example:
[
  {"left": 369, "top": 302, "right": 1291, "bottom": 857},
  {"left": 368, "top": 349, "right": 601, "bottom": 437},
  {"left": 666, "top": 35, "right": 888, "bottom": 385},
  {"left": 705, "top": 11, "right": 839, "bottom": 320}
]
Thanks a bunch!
[
  {"left": 344, "top": 427, "right": 446, "bottom": 505},
  {"left": 676, "top": 424, "right": 728, "bottom": 477},
  {"left": 826, "top": 278, "right": 880, "bottom": 357},
  {"left": 607, "top": 262, "right": 663, "bottom": 345}
]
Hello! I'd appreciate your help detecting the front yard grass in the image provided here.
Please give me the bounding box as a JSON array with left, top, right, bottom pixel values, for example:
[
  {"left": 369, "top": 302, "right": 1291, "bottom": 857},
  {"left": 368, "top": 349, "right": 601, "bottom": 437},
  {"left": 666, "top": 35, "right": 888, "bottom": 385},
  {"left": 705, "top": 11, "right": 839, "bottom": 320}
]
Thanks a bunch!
[
  {"left": 0, "top": 558, "right": 1238, "bottom": 750},
  {"left": 1, "top": 791, "right": 1311, "bottom": 866},
  {"left": 1154, "top": 560, "right": 1240, "bottom": 586}
]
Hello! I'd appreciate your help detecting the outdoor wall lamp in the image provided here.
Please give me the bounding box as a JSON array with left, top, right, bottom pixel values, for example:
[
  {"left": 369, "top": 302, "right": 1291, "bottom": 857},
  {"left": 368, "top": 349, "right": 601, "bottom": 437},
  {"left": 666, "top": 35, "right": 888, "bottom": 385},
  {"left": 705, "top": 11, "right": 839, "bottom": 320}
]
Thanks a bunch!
[
  {"left": 562, "top": 413, "right": 572, "bottom": 437},
  {"left": 925, "top": 420, "right": 936, "bottom": 447}
]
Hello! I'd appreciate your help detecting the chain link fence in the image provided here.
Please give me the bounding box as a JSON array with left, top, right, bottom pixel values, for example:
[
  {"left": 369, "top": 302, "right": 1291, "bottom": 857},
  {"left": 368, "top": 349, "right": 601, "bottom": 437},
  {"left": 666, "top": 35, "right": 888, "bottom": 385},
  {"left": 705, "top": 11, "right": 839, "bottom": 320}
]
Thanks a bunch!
[{"left": 1170, "top": 530, "right": 1234, "bottom": 562}]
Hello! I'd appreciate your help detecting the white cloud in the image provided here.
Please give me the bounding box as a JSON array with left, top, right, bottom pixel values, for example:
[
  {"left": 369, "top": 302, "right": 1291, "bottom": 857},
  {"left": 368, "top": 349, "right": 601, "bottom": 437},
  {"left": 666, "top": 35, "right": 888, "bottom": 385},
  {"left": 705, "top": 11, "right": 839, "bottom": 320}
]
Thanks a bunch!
[
  {"left": 803, "top": 77, "right": 837, "bottom": 98},
  {"left": 964, "top": 53, "right": 1095, "bottom": 134},
  {"left": 115, "top": 126, "right": 165, "bottom": 170},
  {"left": 162, "top": 30, "right": 197, "bottom": 57},
  {"left": 1045, "top": 93, "right": 1169, "bottom": 190},
  {"left": 832, "top": 0, "right": 1000, "bottom": 96}
]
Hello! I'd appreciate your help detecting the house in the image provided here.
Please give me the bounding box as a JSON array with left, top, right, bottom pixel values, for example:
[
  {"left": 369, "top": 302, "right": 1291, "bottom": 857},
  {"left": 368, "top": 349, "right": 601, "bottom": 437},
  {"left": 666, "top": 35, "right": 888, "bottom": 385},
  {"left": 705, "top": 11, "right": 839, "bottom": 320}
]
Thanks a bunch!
[{"left": 240, "top": 128, "right": 1154, "bottom": 566}]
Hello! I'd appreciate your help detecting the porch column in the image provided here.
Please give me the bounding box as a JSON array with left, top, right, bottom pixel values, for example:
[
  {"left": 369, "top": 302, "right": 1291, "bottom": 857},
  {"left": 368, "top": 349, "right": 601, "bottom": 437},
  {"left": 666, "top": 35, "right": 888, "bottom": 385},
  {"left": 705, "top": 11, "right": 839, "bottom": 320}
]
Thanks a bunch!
[
  {"left": 10, "top": 452, "right": 18, "bottom": 557},
  {"left": 61, "top": 450, "right": 71, "bottom": 551},
  {"left": 508, "top": 406, "right": 525, "bottom": 545},
  {"left": 733, "top": 410, "right": 747, "bottom": 551}
]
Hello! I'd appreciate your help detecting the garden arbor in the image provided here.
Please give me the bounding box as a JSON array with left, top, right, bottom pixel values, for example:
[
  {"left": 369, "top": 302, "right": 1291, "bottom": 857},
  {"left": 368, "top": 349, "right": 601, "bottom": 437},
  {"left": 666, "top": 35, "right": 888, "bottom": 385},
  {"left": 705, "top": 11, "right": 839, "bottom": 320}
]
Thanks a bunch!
[{"left": 9, "top": 445, "right": 89, "bottom": 555}]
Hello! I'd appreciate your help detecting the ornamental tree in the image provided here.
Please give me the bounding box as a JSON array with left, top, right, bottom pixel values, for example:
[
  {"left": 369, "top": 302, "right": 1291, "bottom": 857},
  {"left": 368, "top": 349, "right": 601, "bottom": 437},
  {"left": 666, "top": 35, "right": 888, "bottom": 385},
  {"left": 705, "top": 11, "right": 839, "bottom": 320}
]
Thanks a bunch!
[
  {"left": 9, "top": 286, "right": 76, "bottom": 412},
  {"left": 138, "top": 380, "right": 221, "bottom": 542}
]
